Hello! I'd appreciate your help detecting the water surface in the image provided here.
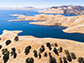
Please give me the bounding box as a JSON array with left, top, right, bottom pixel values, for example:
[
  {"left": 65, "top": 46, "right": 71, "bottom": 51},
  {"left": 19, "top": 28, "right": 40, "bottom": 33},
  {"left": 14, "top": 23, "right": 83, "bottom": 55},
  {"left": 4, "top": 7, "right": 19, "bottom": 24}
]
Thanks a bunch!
[{"left": 0, "top": 10, "right": 84, "bottom": 42}]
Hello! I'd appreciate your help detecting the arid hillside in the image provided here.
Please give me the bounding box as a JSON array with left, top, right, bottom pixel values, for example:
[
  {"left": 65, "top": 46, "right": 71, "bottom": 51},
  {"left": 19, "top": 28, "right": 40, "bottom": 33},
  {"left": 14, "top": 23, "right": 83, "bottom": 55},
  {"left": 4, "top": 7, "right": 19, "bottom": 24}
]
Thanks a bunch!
[{"left": 0, "top": 30, "right": 84, "bottom": 63}]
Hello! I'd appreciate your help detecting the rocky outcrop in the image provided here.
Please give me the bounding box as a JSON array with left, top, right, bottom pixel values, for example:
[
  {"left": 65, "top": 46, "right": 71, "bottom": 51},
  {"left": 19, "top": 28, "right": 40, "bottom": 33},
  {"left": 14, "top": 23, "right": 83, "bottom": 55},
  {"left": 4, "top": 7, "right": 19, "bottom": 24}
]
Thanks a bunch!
[{"left": 39, "top": 5, "right": 84, "bottom": 15}]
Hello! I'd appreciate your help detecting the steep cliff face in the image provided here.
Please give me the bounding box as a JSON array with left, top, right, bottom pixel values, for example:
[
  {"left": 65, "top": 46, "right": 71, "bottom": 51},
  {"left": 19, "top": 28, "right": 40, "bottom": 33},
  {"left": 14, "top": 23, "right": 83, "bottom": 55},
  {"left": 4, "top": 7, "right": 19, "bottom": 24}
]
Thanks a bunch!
[{"left": 39, "top": 5, "right": 84, "bottom": 15}]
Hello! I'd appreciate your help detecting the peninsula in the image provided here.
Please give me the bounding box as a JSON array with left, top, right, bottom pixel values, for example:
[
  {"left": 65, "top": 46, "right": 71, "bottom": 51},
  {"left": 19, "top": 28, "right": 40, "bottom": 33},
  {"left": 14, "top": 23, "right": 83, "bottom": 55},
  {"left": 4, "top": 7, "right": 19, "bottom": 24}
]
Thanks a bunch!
[{"left": 9, "top": 14, "right": 84, "bottom": 34}]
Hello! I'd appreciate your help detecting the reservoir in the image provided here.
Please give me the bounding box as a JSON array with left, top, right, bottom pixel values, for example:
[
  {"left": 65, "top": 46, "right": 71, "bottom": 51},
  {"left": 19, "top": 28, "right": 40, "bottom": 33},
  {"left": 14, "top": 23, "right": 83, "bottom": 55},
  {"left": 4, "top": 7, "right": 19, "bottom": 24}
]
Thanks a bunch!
[{"left": 0, "top": 10, "right": 84, "bottom": 42}]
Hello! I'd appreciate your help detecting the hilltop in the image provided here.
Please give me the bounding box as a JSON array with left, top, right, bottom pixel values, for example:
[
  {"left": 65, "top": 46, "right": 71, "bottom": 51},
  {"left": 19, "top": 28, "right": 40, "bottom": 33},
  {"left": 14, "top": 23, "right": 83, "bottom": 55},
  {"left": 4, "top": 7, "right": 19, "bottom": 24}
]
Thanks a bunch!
[{"left": 39, "top": 5, "right": 84, "bottom": 15}]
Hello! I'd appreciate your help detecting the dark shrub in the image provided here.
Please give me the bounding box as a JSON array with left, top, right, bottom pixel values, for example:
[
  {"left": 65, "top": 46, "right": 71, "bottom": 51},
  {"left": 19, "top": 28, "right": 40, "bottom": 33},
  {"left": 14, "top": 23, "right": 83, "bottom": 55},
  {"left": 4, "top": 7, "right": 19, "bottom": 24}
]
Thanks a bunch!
[
  {"left": 78, "top": 57, "right": 83, "bottom": 63},
  {"left": 25, "top": 46, "right": 31, "bottom": 55},
  {"left": 44, "top": 52, "right": 47, "bottom": 57},
  {"left": 11, "top": 47, "right": 17, "bottom": 58},
  {"left": 64, "top": 50, "right": 69, "bottom": 55},
  {"left": 5, "top": 48, "right": 8, "bottom": 52},
  {"left": 59, "top": 57, "right": 62, "bottom": 63},
  {"left": 3, "top": 54, "right": 9, "bottom": 63},
  {"left": 58, "top": 47, "right": 62, "bottom": 52},
  {"left": 33, "top": 50, "right": 38, "bottom": 58},
  {"left": 55, "top": 43, "right": 58, "bottom": 47},
  {"left": 14, "top": 36, "right": 19, "bottom": 41},
  {"left": 63, "top": 57, "right": 67, "bottom": 63},
  {"left": 26, "top": 58, "right": 30, "bottom": 63},
  {"left": 46, "top": 42, "right": 52, "bottom": 50},
  {"left": 30, "top": 57, "right": 34, "bottom": 63},
  {"left": 5, "top": 40, "right": 11, "bottom": 45},
  {"left": 0, "top": 45, "right": 2, "bottom": 49},
  {"left": 53, "top": 48, "right": 59, "bottom": 55},
  {"left": 49, "top": 57, "right": 56, "bottom": 63},
  {"left": 67, "top": 54, "right": 72, "bottom": 62},
  {"left": 26, "top": 57, "right": 34, "bottom": 63},
  {"left": 49, "top": 52, "right": 52, "bottom": 58},
  {"left": 39, "top": 53, "right": 41, "bottom": 59},
  {"left": 13, "top": 52, "right": 17, "bottom": 58},
  {"left": 2, "top": 49, "right": 5, "bottom": 54},
  {"left": 41, "top": 45, "right": 45, "bottom": 52},
  {"left": 11, "top": 48, "right": 16, "bottom": 52},
  {"left": 39, "top": 45, "right": 45, "bottom": 53},
  {"left": 70, "top": 52, "right": 76, "bottom": 59},
  {"left": 11, "top": 51, "right": 14, "bottom": 56}
]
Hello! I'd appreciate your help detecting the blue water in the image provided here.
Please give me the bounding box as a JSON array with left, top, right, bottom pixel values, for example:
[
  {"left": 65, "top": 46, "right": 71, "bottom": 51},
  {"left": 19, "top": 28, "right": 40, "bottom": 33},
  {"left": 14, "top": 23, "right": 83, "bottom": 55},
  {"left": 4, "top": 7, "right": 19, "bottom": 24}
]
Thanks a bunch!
[{"left": 0, "top": 10, "right": 84, "bottom": 42}]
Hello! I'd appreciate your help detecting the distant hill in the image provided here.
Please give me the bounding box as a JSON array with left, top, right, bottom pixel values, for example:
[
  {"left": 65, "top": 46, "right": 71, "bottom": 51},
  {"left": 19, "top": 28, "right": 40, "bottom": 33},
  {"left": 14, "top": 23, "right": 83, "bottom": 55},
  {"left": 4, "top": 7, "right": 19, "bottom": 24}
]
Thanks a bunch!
[
  {"left": 39, "top": 5, "right": 84, "bottom": 15},
  {"left": 0, "top": 6, "right": 45, "bottom": 10}
]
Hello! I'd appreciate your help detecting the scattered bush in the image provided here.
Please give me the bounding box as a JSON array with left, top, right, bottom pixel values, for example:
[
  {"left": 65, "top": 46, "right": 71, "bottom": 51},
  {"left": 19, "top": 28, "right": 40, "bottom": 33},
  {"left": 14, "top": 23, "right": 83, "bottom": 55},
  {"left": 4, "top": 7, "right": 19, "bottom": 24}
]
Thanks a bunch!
[
  {"left": 67, "top": 54, "right": 72, "bottom": 62},
  {"left": 25, "top": 46, "right": 31, "bottom": 55},
  {"left": 39, "top": 53, "right": 41, "bottom": 59},
  {"left": 49, "top": 52, "right": 52, "bottom": 58},
  {"left": 3, "top": 54, "right": 9, "bottom": 63},
  {"left": 39, "top": 45, "right": 45, "bottom": 53},
  {"left": 78, "top": 57, "right": 83, "bottom": 63},
  {"left": 11, "top": 47, "right": 17, "bottom": 58},
  {"left": 11, "top": 48, "right": 16, "bottom": 52},
  {"left": 44, "top": 52, "right": 47, "bottom": 57},
  {"left": 26, "top": 57, "right": 34, "bottom": 63},
  {"left": 33, "top": 50, "right": 38, "bottom": 58},
  {"left": 11, "top": 51, "right": 14, "bottom": 56},
  {"left": 5, "top": 40, "right": 11, "bottom": 45},
  {"left": 55, "top": 43, "right": 58, "bottom": 47},
  {"left": 5, "top": 48, "right": 8, "bottom": 52},
  {"left": 13, "top": 52, "right": 17, "bottom": 58},
  {"left": 53, "top": 48, "right": 59, "bottom": 55},
  {"left": 14, "top": 36, "right": 19, "bottom": 41},
  {"left": 59, "top": 47, "right": 62, "bottom": 52},
  {"left": 70, "top": 52, "right": 76, "bottom": 59},
  {"left": 59, "top": 57, "right": 62, "bottom": 63},
  {"left": 49, "top": 57, "right": 56, "bottom": 63},
  {"left": 2, "top": 49, "right": 5, "bottom": 54},
  {"left": 46, "top": 42, "right": 52, "bottom": 50},
  {"left": 41, "top": 45, "right": 45, "bottom": 52},
  {"left": 63, "top": 57, "right": 67, "bottom": 63},
  {"left": 64, "top": 50, "right": 69, "bottom": 55},
  {"left": 0, "top": 45, "right": 2, "bottom": 49}
]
